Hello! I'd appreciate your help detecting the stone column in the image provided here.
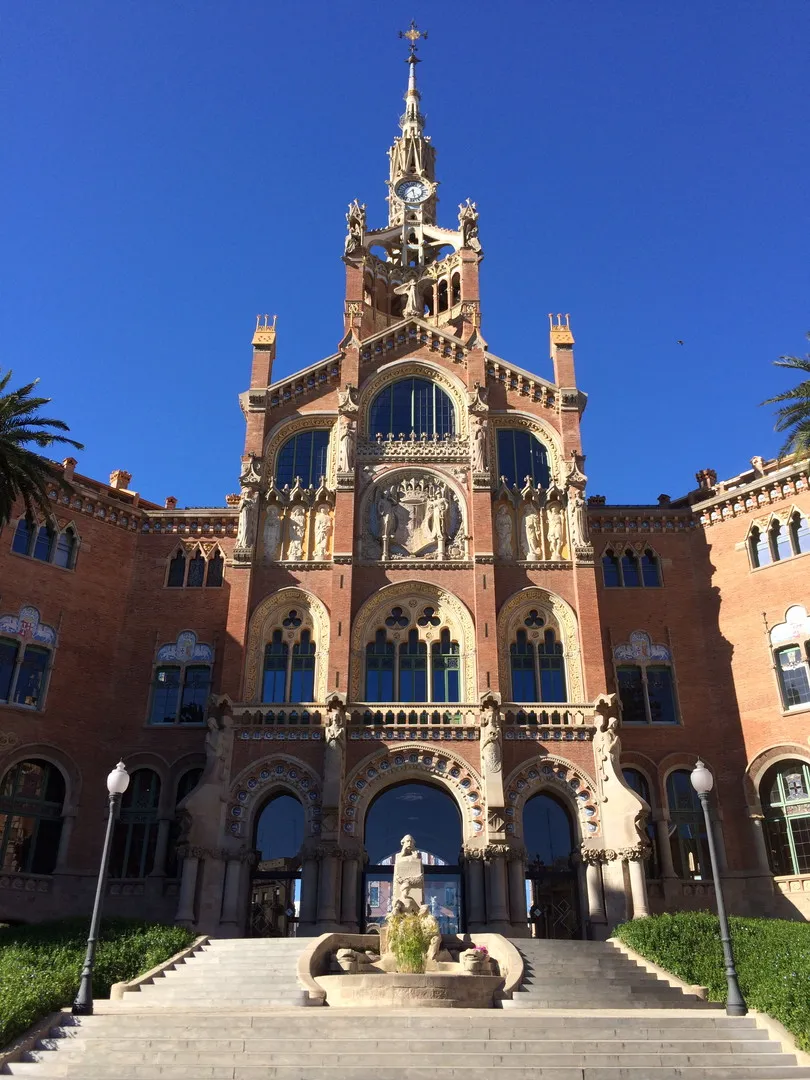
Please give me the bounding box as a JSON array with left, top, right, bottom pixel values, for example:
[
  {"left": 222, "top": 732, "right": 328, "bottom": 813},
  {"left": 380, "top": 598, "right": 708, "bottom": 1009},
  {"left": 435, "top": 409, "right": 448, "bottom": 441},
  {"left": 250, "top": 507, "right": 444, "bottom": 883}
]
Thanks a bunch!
[
  {"left": 464, "top": 853, "right": 485, "bottom": 929},
  {"left": 175, "top": 853, "right": 199, "bottom": 926},
  {"left": 654, "top": 811, "right": 677, "bottom": 878},
  {"left": 299, "top": 855, "right": 319, "bottom": 928},
  {"left": 54, "top": 812, "right": 76, "bottom": 872},
  {"left": 220, "top": 857, "right": 243, "bottom": 933},
  {"left": 484, "top": 849, "right": 510, "bottom": 928},
  {"left": 150, "top": 818, "right": 172, "bottom": 876},
  {"left": 340, "top": 856, "right": 361, "bottom": 930},
  {"left": 316, "top": 852, "right": 340, "bottom": 927},
  {"left": 584, "top": 857, "right": 607, "bottom": 927},
  {"left": 627, "top": 854, "right": 649, "bottom": 919},
  {"left": 507, "top": 852, "right": 528, "bottom": 934}
]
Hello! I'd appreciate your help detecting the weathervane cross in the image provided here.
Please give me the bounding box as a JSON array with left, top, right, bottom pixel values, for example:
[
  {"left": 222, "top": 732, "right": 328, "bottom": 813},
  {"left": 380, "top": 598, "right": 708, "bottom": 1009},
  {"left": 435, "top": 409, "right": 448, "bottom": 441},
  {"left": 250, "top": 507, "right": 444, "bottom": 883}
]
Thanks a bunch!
[{"left": 399, "top": 19, "right": 427, "bottom": 57}]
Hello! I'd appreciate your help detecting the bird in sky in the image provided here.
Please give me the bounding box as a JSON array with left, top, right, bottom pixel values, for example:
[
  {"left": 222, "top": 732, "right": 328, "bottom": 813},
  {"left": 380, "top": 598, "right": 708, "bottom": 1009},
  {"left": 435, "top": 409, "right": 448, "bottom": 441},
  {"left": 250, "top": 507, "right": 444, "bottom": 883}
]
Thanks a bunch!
[{"left": 676, "top": 340, "right": 684, "bottom": 345}]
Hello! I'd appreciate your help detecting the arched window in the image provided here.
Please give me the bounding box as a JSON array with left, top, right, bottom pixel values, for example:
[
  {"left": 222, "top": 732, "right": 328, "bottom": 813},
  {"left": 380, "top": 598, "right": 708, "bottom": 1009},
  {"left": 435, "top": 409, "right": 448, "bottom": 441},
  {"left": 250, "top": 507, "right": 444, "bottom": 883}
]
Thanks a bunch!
[
  {"left": 53, "top": 528, "right": 77, "bottom": 569},
  {"left": 451, "top": 272, "right": 461, "bottom": 306},
  {"left": 399, "top": 629, "right": 428, "bottom": 702},
  {"left": 0, "top": 760, "right": 64, "bottom": 874},
  {"left": 614, "top": 632, "right": 678, "bottom": 725},
  {"left": 749, "top": 525, "right": 771, "bottom": 568},
  {"left": 774, "top": 645, "right": 810, "bottom": 710},
  {"left": 33, "top": 524, "right": 55, "bottom": 562},
  {"left": 622, "top": 768, "right": 660, "bottom": 878},
  {"left": 110, "top": 769, "right": 161, "bottom": 879},
  {"left": 365, "top": 630, "right": 395, "bottom": 701},
  {"left": 621, "top": 550, "right": 641, "bottom": 587},
  {"left": 149, "top": 664, "right": 211, "bottom": 725},
  {"left": 496, "top": 430, "right": 551, "bottom": 489},
  {"left": 790, "top": 512, "right": 810, "bottom": 556},
  {"left": 369, "top": 378, "right": 455, "bottom": 438},
  {"left": 167, "top": 550, "right": 186, "bottom": 587},
  {"left": 602, "top": 550, "right": 621, "bottom": 587},
  {"left": 509, "top": 626, "right": 566, "bottom": 703},
  {"left": 665, "top": 769, "right": 711, "bottom": 880},
  {"left": 431, "top": 629, "right": 460, "bottom": 703},
  {"left": 261, "top": 619, "right": 317, "bottom": 703},
  {"left": 640, "top": 549, "right": 661, "bottom": 586},
  {"left": 437, "top": 279, "right": 449, "bottom": 313},
  {"left": 761, "top": 760, "right": 810, "bottom": 876},
  {"left": 205, "top": 551, "right": 224, "bottom": 587},
  {"left": 275, "top": 430, "right": 330, "bottom": 489},
  {"left": 12, "top": 518, "right": 33, "bottom": 556},
  {"left": 186, "top": 552, "right": 206, "bottom": 587},
  {"left": 772, "top": 521, "right": 793, "bottom": 562}
]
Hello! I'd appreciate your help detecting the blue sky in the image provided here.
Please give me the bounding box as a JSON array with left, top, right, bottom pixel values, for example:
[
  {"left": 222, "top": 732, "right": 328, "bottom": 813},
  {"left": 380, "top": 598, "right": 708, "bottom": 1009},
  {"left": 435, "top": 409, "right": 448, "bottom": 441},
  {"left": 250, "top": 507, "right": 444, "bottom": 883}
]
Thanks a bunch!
[{"left": 3, "top": 1, "right": 807, "bottom": 507}]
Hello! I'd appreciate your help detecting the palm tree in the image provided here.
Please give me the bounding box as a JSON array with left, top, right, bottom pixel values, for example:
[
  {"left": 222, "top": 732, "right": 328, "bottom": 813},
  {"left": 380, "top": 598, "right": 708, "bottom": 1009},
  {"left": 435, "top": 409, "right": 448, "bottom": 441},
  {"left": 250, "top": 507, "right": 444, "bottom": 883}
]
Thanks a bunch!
[
  {"left": 762, "top": 333, "right": 810, "bottom": 459},
  {"left": 0, "top": 369, "right": 84, "bottom": 528}
]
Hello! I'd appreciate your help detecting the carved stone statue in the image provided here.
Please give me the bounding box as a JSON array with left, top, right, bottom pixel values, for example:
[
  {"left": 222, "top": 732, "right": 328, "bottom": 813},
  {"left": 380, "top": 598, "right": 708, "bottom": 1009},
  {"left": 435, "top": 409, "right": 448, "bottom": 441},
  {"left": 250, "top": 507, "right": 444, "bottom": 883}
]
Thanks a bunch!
[
  {"left": 593, "top": 692, "right": 621, "bottom": 787},
  {"left": 418, "top": 903, "right": 441, "bottom": 964},
  {"left": 286, "top": 506, "right": 306, "bottom": 560},
  {"left": 338, "top": 419, "right": 355, "bottom": 473},
  {"left": 495, "top": 505, "right": 513, "bottom": 560},
  {"left": 546, "top": 493, "right": 565, "bottom": 561},
  {"left": 344, "top": 199, "right": 366, "bottom": 256},
  {"left": 480, "top": 701, "right": 503, "bottom": 775},
  {"left": 313, "top": 505, "right": 332, "bottom": 560},
  {"left": 472, "top": 420, "right": 488, "bottom": 473},
  {"left": 202, "top": 711, "right": 233, "bottom": 786},
  {"left": 322, "top": 699, "right": 346, "bottom": 806},
  {"left": 392, "top": 834, "right": 424, "bottom": 914},
  {"left": 263, "top": 504, "right": 281, "bottom": 560},
  {"left": 393, "top": 277, "right": 421, "bottom": 318},
  {"left": 235, "top": 489, "right": 259, "bottom": 550},
  {"left": 568, "top": 488, "right": 589, "bottom": 548},
  {"left": 522, "top": 508, "right": 543, "bottom": 561},
  {"left": 458, "top": 198, "right": 481, "bottom": 252},
  {"left": 177, "top": 701, "right": 234, "bottom": 851},
  {"left": 337, "top": 384, "right": 359, "bottom": 416}
]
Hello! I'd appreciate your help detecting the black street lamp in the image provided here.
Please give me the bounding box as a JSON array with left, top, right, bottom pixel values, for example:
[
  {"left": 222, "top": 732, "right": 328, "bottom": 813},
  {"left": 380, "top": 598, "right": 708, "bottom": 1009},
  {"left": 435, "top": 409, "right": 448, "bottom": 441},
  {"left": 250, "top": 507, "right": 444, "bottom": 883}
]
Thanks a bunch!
[
  {"left": 72, "top": 761, "right": 130, "bottom": 1016},
  {"left": 690, "top": 759, "right": 747, "bottom": 1017}
]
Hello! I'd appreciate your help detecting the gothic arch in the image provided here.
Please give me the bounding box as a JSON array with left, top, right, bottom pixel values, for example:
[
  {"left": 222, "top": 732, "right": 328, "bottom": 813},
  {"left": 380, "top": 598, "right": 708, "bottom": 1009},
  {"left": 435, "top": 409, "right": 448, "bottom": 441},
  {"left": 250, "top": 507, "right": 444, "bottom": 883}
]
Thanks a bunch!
[
  {"left": 263, "top": 413, "right": 338, "bottom": 489},
  {"left": 497, "top": 587, "right": 584, "bottom": 701},
  {"left": 503, "top": 755, "right": 599, "bottom": 842},
  {"left": 488, "top": 410, "right": 563, "bottom": 485},
  {"left": 244, "top": 588, "right": 330, "bottom": 702},
  {"left": 350, "top": 580, "right": 477, "bottom": 701},
  {"left": 358, "top": 359, "right": 470, "bottom": 438},
  {"left": 341, "top": 743, "right": 485, "bottom": 845},
  {"left": 227, "top": 754, "right": 322, "bottom": 842},
  {"left": 0, "top": 742, "right": 82, "bottom": 816},
  {"left": 744, "top": 742, "right": 810, "bottom": 812}
]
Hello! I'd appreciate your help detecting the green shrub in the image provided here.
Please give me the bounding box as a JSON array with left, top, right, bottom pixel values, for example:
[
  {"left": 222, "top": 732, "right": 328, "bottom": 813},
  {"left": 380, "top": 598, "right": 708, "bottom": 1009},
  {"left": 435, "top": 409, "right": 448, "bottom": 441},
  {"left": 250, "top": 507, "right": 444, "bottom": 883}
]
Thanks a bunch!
[
  {"left": 387, "top": 912, "right": 435, "bottom": 973},
  {"left": 615, "top": 912, "right": 810, "bottom": 1051},
  {"left": 0, "top": 918, "right": 195, "bottom": 1050}
]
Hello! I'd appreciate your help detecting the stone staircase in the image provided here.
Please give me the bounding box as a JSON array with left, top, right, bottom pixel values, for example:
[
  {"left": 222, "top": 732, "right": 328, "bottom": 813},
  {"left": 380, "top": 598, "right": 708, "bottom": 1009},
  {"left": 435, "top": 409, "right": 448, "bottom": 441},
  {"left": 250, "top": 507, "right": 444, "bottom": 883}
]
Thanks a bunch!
[
  {"left": 503, "top": 938, "right": 706, "bottom": 1010},
  {"left": 4, "top": 937, "right": 809, "bottom": 1079}
]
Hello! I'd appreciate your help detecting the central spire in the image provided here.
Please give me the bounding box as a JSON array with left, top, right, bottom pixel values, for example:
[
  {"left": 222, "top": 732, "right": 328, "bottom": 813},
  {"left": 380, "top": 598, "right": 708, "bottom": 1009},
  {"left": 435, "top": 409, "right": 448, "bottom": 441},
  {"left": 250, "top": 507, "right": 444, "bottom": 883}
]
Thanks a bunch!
[
  {"left": 399, "top": 20, "right": 426, "bottom": 139},
  {"left": 388, "top": 21, "right": 436, "bottom": 231}
]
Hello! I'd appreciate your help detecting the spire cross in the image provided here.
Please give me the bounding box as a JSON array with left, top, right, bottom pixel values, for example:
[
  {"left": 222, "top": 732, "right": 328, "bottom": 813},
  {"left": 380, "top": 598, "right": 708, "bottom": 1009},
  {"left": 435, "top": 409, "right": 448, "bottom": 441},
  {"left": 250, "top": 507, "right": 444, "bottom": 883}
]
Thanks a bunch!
[{"left": 399, "top": 20, "right": 427, "bottom": 58}]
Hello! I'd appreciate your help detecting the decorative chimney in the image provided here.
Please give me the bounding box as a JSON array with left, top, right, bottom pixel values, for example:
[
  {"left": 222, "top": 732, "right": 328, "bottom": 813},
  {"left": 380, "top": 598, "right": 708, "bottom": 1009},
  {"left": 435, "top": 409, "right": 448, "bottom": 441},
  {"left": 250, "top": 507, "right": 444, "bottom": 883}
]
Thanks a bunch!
[
  {"left": 587, "top": 495, "right": 606, "bottom": 506},
  {"left": 164, "top": 496, "right": 178, "bottom": 510},
  {"left": 658, "top": 493, "right": 671, "bottom": 506},
  {"left": 109, "top": 470, "right": 132, "bottom": 490},
  {"left": 695, "top": 469, "right": 717, "bottom": 491},
  {"left": 62, "top": 457, "right": 77, "bottom": 480}
]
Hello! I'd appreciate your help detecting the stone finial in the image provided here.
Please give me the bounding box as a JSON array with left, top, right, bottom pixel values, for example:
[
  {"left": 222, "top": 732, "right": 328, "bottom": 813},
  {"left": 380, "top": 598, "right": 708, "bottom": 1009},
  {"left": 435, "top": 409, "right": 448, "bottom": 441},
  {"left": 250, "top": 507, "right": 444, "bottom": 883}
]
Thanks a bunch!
[
  {"left": 750, "top": 455, "right": 765, "bottom": 477},
  {"left": 109, "top": 469, "right": 132, "bottom": 490},
  {"left": 62, "top": 457, "right": 77, "bottom": 480},
  {"left": 588, "top": 494, "right": 606, "bottom": 506},
  {"left": 225, "top": 493, "right": 241, "bottom": 507},
  {"left": 164, "top": 496, "right": 178, "bottom": 510},
  {"left": 695, "top": 468, "right": 717, "bottom": 491}
]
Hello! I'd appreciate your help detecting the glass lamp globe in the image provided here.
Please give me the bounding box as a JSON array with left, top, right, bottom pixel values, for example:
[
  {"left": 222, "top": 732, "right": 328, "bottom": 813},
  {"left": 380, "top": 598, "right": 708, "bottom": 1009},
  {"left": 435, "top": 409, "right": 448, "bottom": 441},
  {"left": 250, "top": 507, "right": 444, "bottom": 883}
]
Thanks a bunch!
[
  {"left": 107, "top": 761, "right": 130, "bottom": 795},
  {"left": 690, "top": 759, "right": 714, "bottom": 795}
]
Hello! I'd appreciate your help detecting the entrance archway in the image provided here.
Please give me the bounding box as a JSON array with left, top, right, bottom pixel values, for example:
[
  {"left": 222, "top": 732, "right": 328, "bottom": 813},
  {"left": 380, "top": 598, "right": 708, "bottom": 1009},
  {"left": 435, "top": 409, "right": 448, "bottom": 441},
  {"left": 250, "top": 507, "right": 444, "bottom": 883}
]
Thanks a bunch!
[
  {"left": 250, "top": 794, "right": 304, "bottom": 937},
  {"left": 362, "top": 781, "right": 464, "bottom": 933},
  {"left": 523, "top": 792, "right": 581, "bottom": 939}
]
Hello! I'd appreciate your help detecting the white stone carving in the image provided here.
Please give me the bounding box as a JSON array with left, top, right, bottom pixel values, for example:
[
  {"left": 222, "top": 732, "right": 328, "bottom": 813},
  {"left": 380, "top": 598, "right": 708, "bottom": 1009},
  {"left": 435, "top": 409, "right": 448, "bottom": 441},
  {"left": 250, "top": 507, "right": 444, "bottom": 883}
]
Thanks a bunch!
[
  {"left": 367, "top": 471, "right": 462, "bottom": 560},
  {"left": 263, "top": 504, "right": 281, "bottom": 561},
  {"left": 286, "top": 506, "right": 306, "bottom": 560},
  {"left": 472, "top": 420, "right": 488, "bottom": 473},
  {"left": 568, "top": 488, "right": 589, "bottom": 548},
  {"left": 313, "top": 505, "right": 332, "bottom": 561},
  {"left": 495, "top": 505, "right": 513, "bottom": 560},
  {"left": 392, "top": 834, "right": 424, "bottom": 914},
  {"left": 235, "top": 489, "right": 259, "bottom": 551},
  {"left": 338, "top": 419, "right": 356, "bottom": 474},
  {"left": 522, "top": 508, "right": 543, "bottom": 561},
  {"left": 546, "top": 489, "right": 565, "bottom": 561}
]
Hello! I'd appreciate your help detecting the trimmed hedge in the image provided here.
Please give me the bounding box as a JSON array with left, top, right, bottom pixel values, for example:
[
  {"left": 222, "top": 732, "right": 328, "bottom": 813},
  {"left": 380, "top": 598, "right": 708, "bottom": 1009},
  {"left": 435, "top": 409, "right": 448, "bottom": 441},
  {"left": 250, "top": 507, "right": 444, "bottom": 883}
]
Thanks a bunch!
[
  {"left": 615, "top": 912, "right": 810, "bottom": 1050},
  {"left": 0, "top": 918, "right": 195, "bottom": 1049}
]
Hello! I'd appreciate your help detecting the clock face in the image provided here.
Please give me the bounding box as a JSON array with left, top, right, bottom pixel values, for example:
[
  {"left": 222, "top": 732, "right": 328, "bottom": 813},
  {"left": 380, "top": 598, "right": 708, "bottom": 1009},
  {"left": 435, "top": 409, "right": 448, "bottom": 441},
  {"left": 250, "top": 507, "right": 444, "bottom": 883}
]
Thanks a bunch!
[{"left": 395, "top": 179, "right": 429, "bottom": 204}]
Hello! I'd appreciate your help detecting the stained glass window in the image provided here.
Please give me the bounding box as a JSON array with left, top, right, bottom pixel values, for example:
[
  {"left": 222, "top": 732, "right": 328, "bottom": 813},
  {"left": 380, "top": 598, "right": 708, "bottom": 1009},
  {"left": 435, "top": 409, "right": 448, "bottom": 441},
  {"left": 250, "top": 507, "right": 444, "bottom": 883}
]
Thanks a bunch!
[
  {"left": 762, "top": 761, "right": 810, "bottom": 876},
  {"left": 0, "top": 760, "right": 64, "bottom": 875},
  {"left": 370, "top": 378, "right": 455, "bottom": 438}
]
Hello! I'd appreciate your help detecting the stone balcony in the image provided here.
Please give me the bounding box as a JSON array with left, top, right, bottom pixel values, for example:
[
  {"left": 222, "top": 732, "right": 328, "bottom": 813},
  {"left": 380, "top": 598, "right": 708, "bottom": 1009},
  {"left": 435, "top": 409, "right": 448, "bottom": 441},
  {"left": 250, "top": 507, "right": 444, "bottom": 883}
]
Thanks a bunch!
[{"left": 230, "top": 702, "right": 598, "bottom": 744}]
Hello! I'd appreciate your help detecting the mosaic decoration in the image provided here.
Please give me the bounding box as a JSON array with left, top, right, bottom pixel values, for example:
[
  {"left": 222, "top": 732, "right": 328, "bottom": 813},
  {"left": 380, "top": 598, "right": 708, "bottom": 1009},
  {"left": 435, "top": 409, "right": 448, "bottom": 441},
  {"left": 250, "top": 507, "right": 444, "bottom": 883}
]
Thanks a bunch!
[
  {"left": 227, "top": 756, "right": 321, "bottom": 839},
  {"left": 613, "top": 630, "right": 671, "bottom": 664},
  {"left": 504, "top": 756, "right": 600, "bottom": 839},
  {"left": 156, "top": 630, "right": 214, "bottom": 664},
  {"left": 770, "top": 605, "right": 810, "bottom": 648},
  {"left": 0, "top": 606, "right": 56, "bottom": 646}
]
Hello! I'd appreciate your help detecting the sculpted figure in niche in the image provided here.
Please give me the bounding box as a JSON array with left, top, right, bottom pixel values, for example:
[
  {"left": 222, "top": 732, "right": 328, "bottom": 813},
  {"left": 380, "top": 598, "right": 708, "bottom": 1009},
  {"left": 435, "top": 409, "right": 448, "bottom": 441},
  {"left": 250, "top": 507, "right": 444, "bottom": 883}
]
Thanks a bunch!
[
  {"left": 568, "top": 488, "right": 589, "bottom": 548},
  {"left": 313, "top": 505, "right": 332, "bottom": 560},
  {"left": 286, "top": 506, "right": 306, "bottom": 560},
  {"left": 522, "top": 508, "right": 543, "bottom": 561},
  {"left": 545, "top": 488, "right": 565, "bottom": 561},
  {"left": 393, "top": 278, "right": 421, "bottom": 318},
  {"left": 480, "top": 700, "right": 503, "bottom": 775},
  {"left": 235, "top": 489, "right": 259, "bottom": 550},
  {"left": 472, "top": 420, "right": 488, "bottom": 473},
  {"left": 593, "top": 693, "right": 621, "bottom": 787},
  {"left": 338, "top": 419, "right": 355, "bottom": 473},
  {"left": 495, "top": 505, "right": 513, "bottom": 560},
  {"left": 344, "top": 199, "right": 366, "bottom": 256},
  {"left": 263, "top": 504, "right": 282, "bottom": 560}
]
